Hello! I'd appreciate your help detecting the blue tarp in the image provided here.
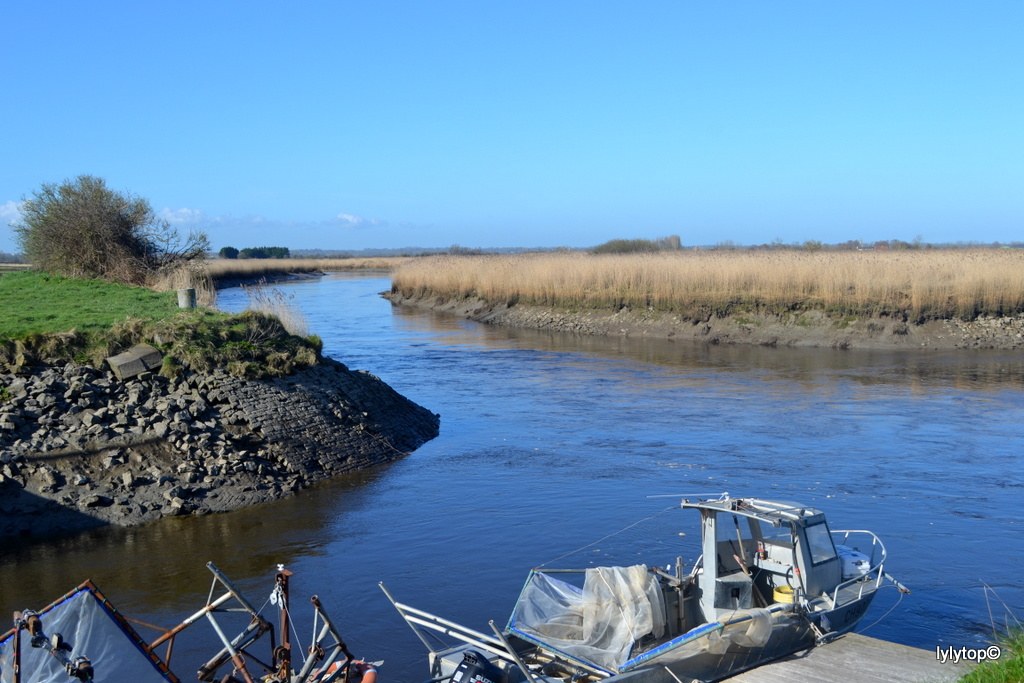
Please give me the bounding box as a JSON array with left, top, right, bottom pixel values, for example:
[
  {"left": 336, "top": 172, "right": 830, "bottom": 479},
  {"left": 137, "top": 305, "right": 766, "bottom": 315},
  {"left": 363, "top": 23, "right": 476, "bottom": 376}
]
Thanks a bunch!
[{"left": 0, "top": 586, "right": 173, "bottom": 683}]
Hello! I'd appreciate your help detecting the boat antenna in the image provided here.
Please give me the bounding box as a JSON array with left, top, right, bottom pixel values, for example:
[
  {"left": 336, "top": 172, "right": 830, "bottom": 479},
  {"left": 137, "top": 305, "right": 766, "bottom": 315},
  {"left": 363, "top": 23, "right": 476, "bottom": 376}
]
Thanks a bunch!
[
  {"left": 535, "top": 505, "right": 680, "bottom": 569},
  {"left": 646, "top": 491, "right": 729, "bottom": 502}
]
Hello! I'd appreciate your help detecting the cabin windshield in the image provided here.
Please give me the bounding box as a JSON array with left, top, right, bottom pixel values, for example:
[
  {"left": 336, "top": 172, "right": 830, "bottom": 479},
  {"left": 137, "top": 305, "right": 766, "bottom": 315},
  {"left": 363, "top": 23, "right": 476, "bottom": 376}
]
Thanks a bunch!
[
  {"left": 755, "top": 519, "right": 792, "bottom": 545},
  {"left": 805, "top": 521, "right": 837, "bottom": 565}
]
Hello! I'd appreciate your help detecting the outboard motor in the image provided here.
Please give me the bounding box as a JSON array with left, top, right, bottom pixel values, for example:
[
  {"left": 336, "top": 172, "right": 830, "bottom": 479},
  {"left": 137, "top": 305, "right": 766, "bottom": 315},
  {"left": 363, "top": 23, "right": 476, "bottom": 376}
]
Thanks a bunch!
[{"left": 450, "top": 650, "right": 508, "bottom": 683}]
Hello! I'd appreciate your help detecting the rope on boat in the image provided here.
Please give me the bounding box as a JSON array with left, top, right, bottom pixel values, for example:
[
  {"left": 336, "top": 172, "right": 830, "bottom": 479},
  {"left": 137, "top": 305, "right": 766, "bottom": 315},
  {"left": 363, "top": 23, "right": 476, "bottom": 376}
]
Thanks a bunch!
[
  {"left": 282, "top": 597, "right": 307, "bottom": 667},
  {"left": 260, "top": 582, "right": 314, "bottom": 671},
  {"left": 661, "top": 666, "right": 686, "bottom": 683},
  {"left": 535, "top": 505, "right": 680, "bottom": 569},
  {"left": 854, "top": 585, "right": 905, "bottom": 635}
]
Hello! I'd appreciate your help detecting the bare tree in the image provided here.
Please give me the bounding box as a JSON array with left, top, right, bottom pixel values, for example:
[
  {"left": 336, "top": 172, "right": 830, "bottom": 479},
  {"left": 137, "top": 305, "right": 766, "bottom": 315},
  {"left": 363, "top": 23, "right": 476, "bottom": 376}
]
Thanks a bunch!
[{"left": 13, "top": 175, "right": 208, "bottom": 284}]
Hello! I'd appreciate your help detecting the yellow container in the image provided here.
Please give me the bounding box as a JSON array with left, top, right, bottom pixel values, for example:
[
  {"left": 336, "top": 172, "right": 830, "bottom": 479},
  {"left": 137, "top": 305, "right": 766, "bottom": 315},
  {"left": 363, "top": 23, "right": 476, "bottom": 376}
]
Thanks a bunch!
[{"left": 773, "top": 585, "right": 795, "bottom": 603}]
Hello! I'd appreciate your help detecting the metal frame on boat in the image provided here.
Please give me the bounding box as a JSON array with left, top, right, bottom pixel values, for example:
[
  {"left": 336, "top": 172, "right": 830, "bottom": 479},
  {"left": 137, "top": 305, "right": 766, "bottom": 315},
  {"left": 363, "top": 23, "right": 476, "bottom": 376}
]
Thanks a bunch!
[
  {"left": 1, "top": 562, "right": 360, "bottom": 683},
  {"left": 383, "top": 494, "right": 909, "bottom": 683}
]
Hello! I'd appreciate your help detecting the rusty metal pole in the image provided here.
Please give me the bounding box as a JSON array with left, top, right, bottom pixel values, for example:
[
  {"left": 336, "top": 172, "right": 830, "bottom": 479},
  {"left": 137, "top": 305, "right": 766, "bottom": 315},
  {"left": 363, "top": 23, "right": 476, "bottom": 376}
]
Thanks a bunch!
[
  {"left": 11, "top": 612, "right": 22, "bottom": 683},
  {"left": 275, "top": 567, "right": 293, "bottom": 677},
  {"left": 203, "top": 611, "right": 256, "bottom": 683}
]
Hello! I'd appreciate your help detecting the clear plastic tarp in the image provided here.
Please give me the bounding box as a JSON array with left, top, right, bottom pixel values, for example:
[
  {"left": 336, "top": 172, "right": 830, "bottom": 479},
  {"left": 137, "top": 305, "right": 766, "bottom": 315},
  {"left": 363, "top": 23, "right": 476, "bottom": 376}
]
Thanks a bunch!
[
  {"left": 0, "top": 587, "right": 171, "bottom": 683},
  {"left": 703, "top": 608, "right": 773, "bottom": 655},
  {"left": 508, "top": 566, "right": 666, "bottom": 673},
  {"left": 620, "top": 607, "right": 776, "bottom": 671}
]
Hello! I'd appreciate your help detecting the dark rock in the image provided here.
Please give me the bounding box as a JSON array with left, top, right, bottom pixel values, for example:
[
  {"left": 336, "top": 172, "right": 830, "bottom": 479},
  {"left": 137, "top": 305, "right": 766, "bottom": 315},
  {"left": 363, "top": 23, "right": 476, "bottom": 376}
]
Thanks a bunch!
[{"left": 1, "top": 356, "right": 439, "bottom": 539}]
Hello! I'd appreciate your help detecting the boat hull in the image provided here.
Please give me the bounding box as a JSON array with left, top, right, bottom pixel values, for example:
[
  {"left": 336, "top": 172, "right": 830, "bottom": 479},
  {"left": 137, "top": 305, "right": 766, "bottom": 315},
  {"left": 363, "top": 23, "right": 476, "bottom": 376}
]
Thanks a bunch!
[
  {"left": 426, "top": 587, "right": 879, "bottom": 683},
  {"left": 614, "top": 590, "right": 879, "bottom": 682}
]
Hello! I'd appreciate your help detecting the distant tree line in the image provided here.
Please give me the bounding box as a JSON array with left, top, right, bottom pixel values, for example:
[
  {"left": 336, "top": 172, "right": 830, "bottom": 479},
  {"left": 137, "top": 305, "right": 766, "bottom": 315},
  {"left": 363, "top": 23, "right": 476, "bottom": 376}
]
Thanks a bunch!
[
  {"left": 744, "top": 237, "right": 976, "bottom": 251},
  {"left": 592, "top": 235, "right": 682, "bottom": 254},
  {"left": 218, "top": 246, "right": 291, "bottom": 259},
  {"left": 592, "top": 235, "right": 1024, "bottom": 253},
  {"left": 447, "top": 244, "right": 484, "bottom": 256}
]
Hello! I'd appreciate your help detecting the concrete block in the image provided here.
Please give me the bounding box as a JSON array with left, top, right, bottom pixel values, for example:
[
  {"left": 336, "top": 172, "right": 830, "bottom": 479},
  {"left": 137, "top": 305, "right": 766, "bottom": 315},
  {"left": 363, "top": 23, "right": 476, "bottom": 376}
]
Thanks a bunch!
[
  {"left": 177, "top": 288, "right": 196, "bottom": 309},
  {"left": 106, "top": 344, "right": 163, "bottom": 380}
]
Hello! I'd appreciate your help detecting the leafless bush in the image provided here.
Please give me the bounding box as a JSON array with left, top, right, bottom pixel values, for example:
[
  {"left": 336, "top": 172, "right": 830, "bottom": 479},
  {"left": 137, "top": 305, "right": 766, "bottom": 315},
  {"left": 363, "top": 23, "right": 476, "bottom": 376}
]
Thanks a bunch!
[{"left": 13, "top": 175, "right": 208, "bottom": 284}]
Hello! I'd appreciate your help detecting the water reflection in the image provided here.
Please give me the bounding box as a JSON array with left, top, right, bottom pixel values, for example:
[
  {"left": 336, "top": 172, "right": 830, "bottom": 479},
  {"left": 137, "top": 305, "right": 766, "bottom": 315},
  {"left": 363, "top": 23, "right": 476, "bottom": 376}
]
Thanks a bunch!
[
  {"left": 0, "top": 468, "right": 387, "bottom": 614},
  {"left": 390, "top": 301, "right": 1024, "bottom": 392}
]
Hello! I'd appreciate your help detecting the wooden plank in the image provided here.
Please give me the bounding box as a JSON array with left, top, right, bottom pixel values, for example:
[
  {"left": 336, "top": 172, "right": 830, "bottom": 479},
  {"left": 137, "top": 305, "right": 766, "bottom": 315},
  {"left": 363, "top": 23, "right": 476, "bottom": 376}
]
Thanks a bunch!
[{"left": 725, "top": 634, "right": 971, "bottom": 683}]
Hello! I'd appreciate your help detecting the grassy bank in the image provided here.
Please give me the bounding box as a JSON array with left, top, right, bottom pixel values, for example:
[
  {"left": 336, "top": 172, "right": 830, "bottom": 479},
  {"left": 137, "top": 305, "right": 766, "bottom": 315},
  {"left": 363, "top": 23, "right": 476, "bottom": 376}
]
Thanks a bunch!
[
  {"left": 0, "top": 271, "right": 320, "bottom": 378},
  {"left": 390, "top": 250, "right": 1024, "bottom": 322},
  {"left": 0, "top": 271, "right": 182, "bottom": 337},
  {"left": 958, "top": 629, "right": 1023, "bottom": 682}
]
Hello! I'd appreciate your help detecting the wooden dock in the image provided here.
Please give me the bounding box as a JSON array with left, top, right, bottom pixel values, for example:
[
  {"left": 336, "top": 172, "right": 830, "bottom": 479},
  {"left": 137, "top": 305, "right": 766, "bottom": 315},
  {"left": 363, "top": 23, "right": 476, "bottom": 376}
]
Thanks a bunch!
[{"left": 725, "top": 633, "right": 970, "bottom": 682}]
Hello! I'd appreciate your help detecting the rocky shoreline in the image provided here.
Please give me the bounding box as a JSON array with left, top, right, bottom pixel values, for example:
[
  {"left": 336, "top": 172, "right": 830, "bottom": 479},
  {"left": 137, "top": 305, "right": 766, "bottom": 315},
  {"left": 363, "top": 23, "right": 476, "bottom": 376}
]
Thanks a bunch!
[
  {"left": 0, "top": 357, "right": 439, "bottom": 540},
  {"left": 384, "top": 293, "right": 1024, "bottom": 351}
]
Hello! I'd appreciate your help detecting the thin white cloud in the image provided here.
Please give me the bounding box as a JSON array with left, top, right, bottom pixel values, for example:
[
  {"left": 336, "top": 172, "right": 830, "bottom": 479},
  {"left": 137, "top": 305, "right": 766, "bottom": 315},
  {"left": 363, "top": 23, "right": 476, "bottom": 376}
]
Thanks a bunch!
[
  {"left": 334, "top": 212, "right": 387, "bottom": 228},
  {"left": 135, "top": 208, "right": 401, "bottom": 251},
  {"left": 336, "top": 212, "right": 363, "bottom": 225},
  {"left": 159, "top": 207, "right": 391, "bottom": 231},
  {"left": 1, "top": 200, "right": 24, "bottom": 226},
  {"left": 158, "top": 207, "right": 207, "bottom": 224}
]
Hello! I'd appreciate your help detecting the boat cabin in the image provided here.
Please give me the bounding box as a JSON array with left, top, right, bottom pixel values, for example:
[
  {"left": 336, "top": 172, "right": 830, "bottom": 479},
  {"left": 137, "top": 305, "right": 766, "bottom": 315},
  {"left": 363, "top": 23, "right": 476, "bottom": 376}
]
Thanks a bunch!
[{"left": 685, "top": 497, "right": 843, "bottom": 620}]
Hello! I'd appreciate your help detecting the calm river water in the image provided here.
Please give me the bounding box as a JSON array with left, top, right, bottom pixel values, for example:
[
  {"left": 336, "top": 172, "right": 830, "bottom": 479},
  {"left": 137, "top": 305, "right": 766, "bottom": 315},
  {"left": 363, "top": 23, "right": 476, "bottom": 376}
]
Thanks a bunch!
[{"left": 3, "top": 272, "right": 1023, "bottom": 680}]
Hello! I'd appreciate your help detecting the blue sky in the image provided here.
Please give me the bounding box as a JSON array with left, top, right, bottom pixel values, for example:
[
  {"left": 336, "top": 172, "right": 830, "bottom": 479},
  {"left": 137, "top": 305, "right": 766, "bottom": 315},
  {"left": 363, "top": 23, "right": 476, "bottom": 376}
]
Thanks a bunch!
[{"left": 2, "top": 2, "right": 1021, "bottom": 253}]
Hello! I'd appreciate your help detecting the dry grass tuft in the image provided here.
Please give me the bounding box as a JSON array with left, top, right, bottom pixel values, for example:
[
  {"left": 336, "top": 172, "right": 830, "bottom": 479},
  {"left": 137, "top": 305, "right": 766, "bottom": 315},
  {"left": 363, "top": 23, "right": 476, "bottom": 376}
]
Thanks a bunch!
[
  {"left": 242, "top": 282, "right": 309, "bottom": 337},
  {"left": 151, "top": 261, "right": 218, "bottom": 307},
  {"left": 152, "top": 257, "right": 412, "bottom": 306},
  {"left": 390, "top": 250, "right": 1024, "bottom": 321}
]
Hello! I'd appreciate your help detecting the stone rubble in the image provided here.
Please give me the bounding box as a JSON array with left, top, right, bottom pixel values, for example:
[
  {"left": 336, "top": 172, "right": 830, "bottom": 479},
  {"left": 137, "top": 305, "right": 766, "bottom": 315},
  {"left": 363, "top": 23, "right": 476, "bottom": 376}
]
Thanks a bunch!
[
  {"left": 385, "top": 293, "right": 1024, "bottom": 351},
  {"left": 0, "top": 357, "right": 440, "bottom": 540}
]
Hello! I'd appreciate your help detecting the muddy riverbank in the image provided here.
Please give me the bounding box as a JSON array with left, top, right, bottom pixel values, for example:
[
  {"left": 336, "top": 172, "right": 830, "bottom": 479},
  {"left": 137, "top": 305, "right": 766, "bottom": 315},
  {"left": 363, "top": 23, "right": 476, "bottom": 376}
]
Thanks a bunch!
[
  {"left": 384, "top": 293, "right": 1024, "bottom": 351},
  {"left": 0, "top": 356, "right": 440, "bottom": 540}
]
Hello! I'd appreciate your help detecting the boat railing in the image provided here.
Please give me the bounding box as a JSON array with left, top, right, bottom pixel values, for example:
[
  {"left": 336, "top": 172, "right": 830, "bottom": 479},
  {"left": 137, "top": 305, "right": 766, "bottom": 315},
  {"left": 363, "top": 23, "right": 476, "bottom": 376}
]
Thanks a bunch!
[
  {"left": 827, "top": 529, "right": 887, "bottom": 608},
  {"left": 378, "top": 582, "right": 513, "bottom": 664}
]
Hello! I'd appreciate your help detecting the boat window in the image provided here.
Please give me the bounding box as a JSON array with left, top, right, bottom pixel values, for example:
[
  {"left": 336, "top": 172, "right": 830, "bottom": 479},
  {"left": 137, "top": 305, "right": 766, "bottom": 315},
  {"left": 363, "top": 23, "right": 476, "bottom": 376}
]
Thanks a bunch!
[
  {"left": 716, "top": 515, "right": 749, "bottom": 543},
  {"left": 805, "top": 521, "right": 837, "bottom": 565},
  {"left": 755, "top": 519, "right": 792, "bottom": 546}
]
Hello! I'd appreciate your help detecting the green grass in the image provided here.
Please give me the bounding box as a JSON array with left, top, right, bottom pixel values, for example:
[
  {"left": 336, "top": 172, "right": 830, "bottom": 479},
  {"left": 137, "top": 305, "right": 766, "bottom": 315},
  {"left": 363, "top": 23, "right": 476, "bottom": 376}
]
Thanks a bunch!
[
  {"left": 0, "top": 271, "right": 180, "bottom": 337},
  {"left": 0, "top": 270, "right": 321, "bottom": 379},
  {"left": 957, "top": 629, "right": 1024, "bottom": 683}
]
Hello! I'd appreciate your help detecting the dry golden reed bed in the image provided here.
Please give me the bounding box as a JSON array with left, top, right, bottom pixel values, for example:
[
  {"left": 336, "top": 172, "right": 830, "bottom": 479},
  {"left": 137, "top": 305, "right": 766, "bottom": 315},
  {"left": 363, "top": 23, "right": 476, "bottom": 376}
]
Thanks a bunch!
[
  {"left": 203, "top": 256, "right": 411, "bottom": 278},
  {"left": 151, "top": 257, "right": 412, "bottom": 307},
  {"left": 390, "top": 250, "right": 1024, "bottom": 321}
]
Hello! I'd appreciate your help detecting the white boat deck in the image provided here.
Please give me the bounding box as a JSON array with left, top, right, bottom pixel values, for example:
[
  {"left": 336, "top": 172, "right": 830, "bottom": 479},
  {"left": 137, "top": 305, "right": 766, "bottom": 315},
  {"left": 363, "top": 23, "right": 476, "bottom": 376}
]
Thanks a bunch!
[{"left": 724, "top": 634, "right": 969, "bottom": 683}]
